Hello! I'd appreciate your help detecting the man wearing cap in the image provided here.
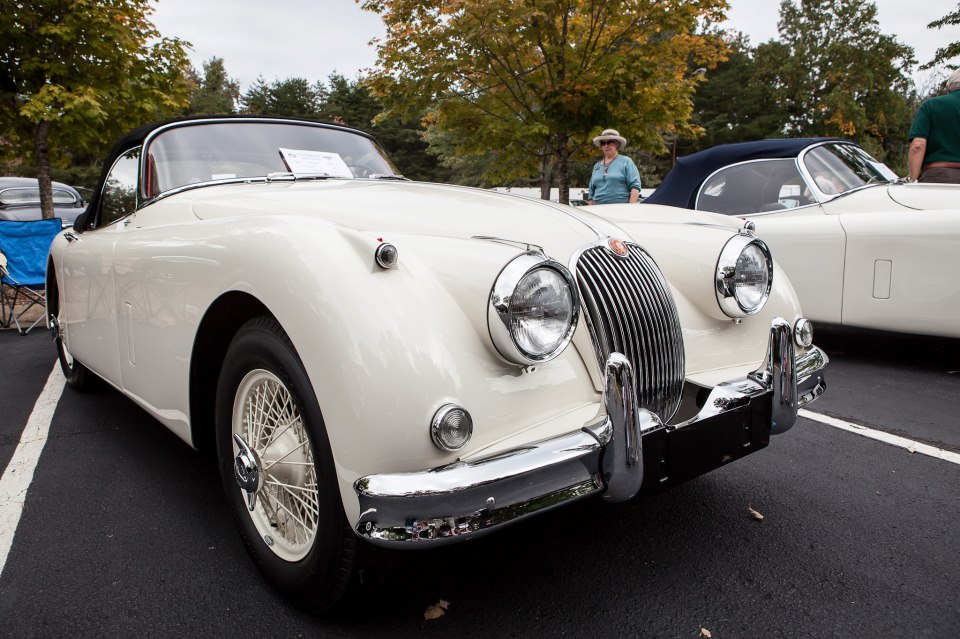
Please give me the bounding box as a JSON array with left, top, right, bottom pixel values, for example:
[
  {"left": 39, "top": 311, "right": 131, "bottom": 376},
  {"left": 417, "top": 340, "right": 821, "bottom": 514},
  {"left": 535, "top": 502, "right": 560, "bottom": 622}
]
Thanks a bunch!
[
  {"left": 908, "top": 69, "right": 960, "bottom": 184},
  {"left": 588, "top": 129, "right": 642, "bottom": 204}
]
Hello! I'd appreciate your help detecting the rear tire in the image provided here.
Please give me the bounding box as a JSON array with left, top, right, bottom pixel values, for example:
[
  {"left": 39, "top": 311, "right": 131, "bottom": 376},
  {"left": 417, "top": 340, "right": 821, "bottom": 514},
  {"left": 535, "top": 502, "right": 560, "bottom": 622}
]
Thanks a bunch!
[{"left": 215, "top": 315, "right": 356, "bottom": 612}]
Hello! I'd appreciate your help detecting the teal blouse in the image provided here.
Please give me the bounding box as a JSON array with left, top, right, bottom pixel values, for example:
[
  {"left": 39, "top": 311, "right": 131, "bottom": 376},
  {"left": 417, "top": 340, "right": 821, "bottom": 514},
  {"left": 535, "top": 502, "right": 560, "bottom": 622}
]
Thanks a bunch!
[{"left": 588, "top": 154, "right": 642, "bottom": 204}]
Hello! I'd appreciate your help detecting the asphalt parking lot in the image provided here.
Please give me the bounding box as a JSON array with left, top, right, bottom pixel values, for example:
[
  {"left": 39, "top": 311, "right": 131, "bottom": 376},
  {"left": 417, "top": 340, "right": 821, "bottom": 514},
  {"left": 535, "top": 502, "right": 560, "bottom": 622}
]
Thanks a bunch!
[{"left": 1, "top": 326, "right": 958, "bottom": 637}]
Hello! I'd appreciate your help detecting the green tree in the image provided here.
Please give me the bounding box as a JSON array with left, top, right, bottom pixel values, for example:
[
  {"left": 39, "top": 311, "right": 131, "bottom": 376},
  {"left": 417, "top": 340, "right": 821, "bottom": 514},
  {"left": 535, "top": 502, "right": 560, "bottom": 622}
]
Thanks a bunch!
[
  {"left": 239, "top": 76, "right": 323, "bottom": 117},
  {"left": 769, "top": 0, "right": 914, "bottom": 164},
  {"left": 922, "top": 3, "right": 960, "bottom": 70},
  {"left": 679, "top": 32, "right": 786, "bottom": 157},
  {"left": 0, "top": 0, "right": 192, "bottom": 218},
  {"left": 187, "top": 57, "right": 240, "bottom": 115},
  {"left": 361, "top": 0, "right": 729, "bottom": 203}
]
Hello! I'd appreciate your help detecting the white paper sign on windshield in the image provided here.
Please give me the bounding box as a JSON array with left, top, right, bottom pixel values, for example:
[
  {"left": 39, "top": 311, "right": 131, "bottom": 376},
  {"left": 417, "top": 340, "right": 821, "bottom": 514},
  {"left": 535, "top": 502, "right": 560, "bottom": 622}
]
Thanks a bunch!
[{"left": 279, "top": 148, "right": 352, "bottom": 177}]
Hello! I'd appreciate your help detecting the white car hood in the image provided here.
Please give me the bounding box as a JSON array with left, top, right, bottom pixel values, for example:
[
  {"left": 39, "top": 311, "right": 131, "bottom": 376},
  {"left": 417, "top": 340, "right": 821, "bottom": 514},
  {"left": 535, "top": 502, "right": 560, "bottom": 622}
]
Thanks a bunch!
[{"left": 186, "top": 180, "right": 620, "bottom": 253}]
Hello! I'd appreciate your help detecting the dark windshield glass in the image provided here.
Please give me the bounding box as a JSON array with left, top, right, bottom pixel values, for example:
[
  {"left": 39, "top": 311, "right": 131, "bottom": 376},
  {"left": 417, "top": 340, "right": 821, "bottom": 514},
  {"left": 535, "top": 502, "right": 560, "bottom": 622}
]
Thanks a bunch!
[{"left": 145, "top": 121, "right": 401, "bottom": 197}]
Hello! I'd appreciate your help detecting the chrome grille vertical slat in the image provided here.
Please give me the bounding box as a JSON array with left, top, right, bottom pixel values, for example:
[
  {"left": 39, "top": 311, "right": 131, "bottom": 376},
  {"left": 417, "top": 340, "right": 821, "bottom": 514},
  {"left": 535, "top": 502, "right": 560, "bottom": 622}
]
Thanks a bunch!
[
  {"left": 622, "top": 255, "right": 673, "bottom": 398},
  {"left": 575, "top": 242, "right": 685, "bottom": 421}
]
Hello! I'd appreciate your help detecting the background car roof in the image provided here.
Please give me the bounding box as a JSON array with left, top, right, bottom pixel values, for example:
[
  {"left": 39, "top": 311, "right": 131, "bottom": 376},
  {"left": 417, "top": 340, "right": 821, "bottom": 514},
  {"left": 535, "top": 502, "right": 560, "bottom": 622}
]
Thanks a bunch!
[{"left": 643, "top": 137, "right": 843, "bottom": 209}]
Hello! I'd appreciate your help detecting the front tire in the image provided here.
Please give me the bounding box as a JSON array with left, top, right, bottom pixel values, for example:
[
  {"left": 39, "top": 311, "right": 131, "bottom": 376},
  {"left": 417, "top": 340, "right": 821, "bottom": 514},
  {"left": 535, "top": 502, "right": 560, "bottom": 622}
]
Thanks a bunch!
[
  {"left": 215, "top": 316, "right": 355, "bottom": 612},
  {"left": 51, "top": 281, "right": 98, "bottom": 391}
]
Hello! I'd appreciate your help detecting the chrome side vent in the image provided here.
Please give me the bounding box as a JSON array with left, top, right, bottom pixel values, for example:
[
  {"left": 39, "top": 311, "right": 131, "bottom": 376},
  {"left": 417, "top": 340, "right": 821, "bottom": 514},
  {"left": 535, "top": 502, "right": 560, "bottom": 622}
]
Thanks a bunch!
[{"left": 575, "top": 241, "right": 686, "bottom": 421}]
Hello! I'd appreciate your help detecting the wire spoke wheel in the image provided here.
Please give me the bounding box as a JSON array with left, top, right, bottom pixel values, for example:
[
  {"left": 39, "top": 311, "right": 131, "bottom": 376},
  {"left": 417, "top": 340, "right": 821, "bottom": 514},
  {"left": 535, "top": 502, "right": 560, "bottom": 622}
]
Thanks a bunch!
[
  {"left": 217, "top": 316, "right": 356, "bottom": 611},
  {"left": 233, "top": 369, "right": 319, "bottom": 562}
]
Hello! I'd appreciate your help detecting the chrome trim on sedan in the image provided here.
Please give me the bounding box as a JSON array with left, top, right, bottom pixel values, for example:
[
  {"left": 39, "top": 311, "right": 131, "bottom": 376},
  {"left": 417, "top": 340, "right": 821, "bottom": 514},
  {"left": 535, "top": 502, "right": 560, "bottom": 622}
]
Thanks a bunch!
[{"left": 352, "top": 319, "right": 828, "bottom": 546}]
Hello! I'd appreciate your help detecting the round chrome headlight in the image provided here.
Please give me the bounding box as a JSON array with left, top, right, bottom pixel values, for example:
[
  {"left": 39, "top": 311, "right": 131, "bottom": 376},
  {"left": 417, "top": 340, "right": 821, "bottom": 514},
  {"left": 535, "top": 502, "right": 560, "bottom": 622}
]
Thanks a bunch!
[
  {"left": 488, "top": 253, "right": 579, "bottom": 366},
  {"left": 716, "top": 235, "right": 773, "bottom": 317}
]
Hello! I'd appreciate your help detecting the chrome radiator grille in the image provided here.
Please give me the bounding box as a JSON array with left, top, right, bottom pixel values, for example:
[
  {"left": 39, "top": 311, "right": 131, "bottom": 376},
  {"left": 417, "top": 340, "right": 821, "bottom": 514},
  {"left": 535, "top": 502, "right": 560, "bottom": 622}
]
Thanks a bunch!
[{"left": 575, "top": 242, "right": 686, "bottom": 421}]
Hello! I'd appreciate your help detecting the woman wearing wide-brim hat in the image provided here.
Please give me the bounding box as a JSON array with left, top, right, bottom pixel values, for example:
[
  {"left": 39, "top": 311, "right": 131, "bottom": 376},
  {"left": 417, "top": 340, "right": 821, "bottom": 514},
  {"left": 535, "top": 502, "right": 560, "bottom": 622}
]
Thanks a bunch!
[{"left": 587, "top": 129, "right": 641, "bottom": 205}]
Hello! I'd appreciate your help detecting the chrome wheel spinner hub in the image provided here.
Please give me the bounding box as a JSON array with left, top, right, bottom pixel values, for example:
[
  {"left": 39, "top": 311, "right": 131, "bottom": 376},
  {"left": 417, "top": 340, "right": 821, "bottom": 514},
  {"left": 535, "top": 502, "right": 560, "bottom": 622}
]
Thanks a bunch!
[{"left": 233, "top": 433, "right": 263, "bottom": 511}]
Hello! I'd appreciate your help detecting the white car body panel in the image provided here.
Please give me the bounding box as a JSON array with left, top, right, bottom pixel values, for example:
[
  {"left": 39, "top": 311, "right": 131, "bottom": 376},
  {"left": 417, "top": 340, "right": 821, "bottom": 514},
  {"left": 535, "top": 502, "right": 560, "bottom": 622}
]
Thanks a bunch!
[
  {"left": 743, "top": 183, "right": 960, "bottom": 338},
  {"left": 51, "top": 179, "right": 806, "bottom": 525}
]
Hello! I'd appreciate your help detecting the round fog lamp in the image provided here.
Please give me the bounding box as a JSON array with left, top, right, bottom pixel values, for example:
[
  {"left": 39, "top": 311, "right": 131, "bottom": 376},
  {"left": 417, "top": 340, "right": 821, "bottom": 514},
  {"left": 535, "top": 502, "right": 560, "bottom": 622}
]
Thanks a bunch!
[
  {"left": 794, "top": 318, "right": 814, "bottom": 348},
  {"left": 431, "top": 404, "right": 473, "bottom": 452}
]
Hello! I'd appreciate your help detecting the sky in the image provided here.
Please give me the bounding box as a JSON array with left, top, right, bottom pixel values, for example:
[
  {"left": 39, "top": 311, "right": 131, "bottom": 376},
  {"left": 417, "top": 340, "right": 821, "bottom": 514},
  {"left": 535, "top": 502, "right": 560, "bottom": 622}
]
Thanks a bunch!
[{"left": 150, "top": 0, "right": 957, "bottom": 92}]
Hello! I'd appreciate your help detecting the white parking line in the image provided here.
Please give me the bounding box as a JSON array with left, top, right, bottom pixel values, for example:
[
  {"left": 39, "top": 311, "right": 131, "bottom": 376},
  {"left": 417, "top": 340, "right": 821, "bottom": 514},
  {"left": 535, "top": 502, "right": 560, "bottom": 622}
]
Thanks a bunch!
[
  {"left": 799, "top": 408, "right": 960, "bottom": 466},
  {"left": 0, "top": 364, "right": 65, "bottom": 577}
]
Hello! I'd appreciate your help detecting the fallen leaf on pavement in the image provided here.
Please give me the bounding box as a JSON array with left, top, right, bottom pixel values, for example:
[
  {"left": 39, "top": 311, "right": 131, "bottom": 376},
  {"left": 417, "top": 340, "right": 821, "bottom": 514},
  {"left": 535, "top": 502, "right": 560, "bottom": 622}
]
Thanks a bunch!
[
  {"left": 424, "top": 599, "right": 450, "bottom": 621},
  {"left": 748, "top": 502, "right": 764, "bottom": 521}
]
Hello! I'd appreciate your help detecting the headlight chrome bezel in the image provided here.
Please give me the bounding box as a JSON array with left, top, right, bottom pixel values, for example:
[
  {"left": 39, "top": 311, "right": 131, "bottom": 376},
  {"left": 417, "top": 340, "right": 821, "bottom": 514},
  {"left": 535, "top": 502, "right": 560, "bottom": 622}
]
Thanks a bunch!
[
  {"left": 488, "top": 253, "right": 580, "bottom": 366},
  {"left": 716, "top": 235, "right": 774, "bottom": 318}
]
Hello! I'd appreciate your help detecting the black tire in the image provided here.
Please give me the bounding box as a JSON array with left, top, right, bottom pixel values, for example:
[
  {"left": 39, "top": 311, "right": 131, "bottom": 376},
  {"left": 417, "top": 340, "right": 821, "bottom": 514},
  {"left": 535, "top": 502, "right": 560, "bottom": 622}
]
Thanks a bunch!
[
  {"left": 51, "top": 281, "right": 99, "bottom": 392},
  {"left": 215, "top": 315, "right": 356, "bottom": 612}
]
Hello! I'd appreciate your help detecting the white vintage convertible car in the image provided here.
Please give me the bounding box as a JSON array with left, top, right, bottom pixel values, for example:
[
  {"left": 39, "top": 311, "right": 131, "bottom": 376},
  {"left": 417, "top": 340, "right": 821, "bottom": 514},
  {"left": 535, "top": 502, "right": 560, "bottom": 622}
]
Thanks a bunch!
[
  {"left": 47, "top": 117, "right": 827, "bottom": 610},
  {"left": 643, "top": 138, "right": 960, "bottom": 338}
]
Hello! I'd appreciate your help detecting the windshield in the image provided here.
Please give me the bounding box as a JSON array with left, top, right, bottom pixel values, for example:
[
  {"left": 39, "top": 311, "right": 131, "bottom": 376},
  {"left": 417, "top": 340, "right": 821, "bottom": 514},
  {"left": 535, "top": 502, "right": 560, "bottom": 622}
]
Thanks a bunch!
[
  {"left": 144, "top": 121, "right": 401, "bottom": 198},
  {"left": 801, "top": 143, "right": 897, "bottom": 196}
]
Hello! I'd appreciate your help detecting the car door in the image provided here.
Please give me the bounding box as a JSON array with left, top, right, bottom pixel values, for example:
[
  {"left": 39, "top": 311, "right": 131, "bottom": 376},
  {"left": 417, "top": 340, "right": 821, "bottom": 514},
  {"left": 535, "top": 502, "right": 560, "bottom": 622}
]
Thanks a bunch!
[
  {"left": 60, "top": 148, "right": 140, "bottom": 384},
  {"left": 695, "top": 159, "right": 846, "bottom": 324},
  {"left": 836, "top": 202, "right": 960, "bottom": 337}
]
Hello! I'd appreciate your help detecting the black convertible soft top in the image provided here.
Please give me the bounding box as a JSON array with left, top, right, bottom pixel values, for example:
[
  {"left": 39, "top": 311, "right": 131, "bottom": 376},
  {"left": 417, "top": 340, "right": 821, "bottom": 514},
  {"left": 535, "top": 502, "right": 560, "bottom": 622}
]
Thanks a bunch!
[{"left": 643, "top": 138, "right": 843, "bottom": 209}]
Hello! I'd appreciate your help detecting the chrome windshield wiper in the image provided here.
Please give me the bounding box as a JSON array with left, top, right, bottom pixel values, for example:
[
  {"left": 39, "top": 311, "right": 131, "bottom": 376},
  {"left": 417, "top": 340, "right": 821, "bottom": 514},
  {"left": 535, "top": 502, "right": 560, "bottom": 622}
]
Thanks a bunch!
[{"left": 265, "top": 172, "right": 338, "bottom": 182}]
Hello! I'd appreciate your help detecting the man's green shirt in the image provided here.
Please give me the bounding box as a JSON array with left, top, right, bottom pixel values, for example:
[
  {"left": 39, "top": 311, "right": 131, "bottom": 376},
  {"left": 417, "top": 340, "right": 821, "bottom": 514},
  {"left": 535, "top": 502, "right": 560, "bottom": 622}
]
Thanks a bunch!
[{"left": 908, "top": 89, "right": 960, "bottom": 164}]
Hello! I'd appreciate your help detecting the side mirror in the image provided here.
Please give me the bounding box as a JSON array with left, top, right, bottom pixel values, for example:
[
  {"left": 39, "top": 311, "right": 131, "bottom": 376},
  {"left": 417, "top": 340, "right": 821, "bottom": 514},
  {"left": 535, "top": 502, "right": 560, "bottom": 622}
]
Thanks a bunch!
[{"left": 72, "top": 210, "right": 89, "bottom": 234}]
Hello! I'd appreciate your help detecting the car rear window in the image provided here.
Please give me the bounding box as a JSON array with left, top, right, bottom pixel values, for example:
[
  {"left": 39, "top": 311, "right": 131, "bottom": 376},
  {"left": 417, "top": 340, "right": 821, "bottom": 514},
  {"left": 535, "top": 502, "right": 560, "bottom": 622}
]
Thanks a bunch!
[{"left": 0, "top": 187, "right": 79, "bottom": 206}]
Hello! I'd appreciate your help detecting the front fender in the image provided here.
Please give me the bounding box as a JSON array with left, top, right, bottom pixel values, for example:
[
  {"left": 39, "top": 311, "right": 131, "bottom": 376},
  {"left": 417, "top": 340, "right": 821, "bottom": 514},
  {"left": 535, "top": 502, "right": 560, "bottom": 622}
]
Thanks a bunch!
[{"left": 193, "top": 216, "right": 602, "bottom": 524}]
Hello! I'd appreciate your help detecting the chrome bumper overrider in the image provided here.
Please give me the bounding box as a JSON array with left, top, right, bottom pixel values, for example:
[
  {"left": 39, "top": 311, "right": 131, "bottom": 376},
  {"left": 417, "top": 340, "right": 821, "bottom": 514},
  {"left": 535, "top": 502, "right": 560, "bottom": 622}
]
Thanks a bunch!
[{"left": 353, "top": 318, "right": 827, "bottom": 545}]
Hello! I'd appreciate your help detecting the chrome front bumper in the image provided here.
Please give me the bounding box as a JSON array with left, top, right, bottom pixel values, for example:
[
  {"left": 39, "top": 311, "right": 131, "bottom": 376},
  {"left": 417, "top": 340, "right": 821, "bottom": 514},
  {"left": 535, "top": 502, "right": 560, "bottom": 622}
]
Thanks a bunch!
[{"left": 353, "top": 318, "right": 827, "bottom": 546}]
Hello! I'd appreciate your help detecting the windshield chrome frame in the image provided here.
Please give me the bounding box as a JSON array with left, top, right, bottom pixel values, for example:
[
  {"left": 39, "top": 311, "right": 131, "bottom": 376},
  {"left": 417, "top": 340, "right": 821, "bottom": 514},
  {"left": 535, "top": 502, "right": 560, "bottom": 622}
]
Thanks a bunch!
[
  {"left": 136, "top": 117, "right": 396, "bottom": 209},
  {"left": 796, "top": 140, "right": 895, "bottom": 204}
]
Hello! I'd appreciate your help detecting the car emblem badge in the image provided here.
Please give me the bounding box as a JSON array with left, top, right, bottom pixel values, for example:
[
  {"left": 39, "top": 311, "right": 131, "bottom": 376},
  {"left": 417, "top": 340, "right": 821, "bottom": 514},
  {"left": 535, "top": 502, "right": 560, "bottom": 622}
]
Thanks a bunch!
[{"left": 608, "top": 238, "right": 629, "bottom": 257}]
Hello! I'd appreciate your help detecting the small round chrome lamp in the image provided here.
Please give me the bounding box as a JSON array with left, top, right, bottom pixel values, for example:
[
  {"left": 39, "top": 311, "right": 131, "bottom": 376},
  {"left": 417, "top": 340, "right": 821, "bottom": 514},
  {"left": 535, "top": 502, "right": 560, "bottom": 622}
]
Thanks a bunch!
[{"left": 430, "top": 404, "right": 473, "bottom": 452}]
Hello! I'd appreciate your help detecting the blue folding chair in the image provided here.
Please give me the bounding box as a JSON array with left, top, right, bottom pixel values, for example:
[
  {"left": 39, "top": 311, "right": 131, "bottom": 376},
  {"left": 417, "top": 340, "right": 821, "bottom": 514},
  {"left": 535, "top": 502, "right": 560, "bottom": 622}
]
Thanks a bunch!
[{"left": 0, "top": 217, "right": 61, "bottom": 335}]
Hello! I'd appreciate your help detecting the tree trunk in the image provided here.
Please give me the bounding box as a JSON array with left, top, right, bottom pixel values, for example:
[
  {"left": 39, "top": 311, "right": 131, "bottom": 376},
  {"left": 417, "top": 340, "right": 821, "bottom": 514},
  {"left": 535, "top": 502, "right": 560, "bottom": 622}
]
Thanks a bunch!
[
  {"left": 557, "top": 137, "right": 570, "bottom": 205},
  {"left": 34, "top": 120, "right": 54, "bottom": 219},
  {"left": 539, "top": 142, "right": 552, "bottom": 200}
]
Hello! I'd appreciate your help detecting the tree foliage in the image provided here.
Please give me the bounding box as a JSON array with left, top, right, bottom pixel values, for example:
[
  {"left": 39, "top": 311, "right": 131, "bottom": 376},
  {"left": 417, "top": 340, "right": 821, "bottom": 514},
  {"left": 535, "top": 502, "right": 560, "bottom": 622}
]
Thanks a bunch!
[
  {"left": 767, "top": 0, "right": 914, "bottom": 164},
  {"left": 678, "top": 31, "right": 786, "bottom": 157},
  {"left": 240, "top": 76, "right": 326, "bottom": 117},
  {"left": 922, "top": 2, "right": 960, "bottom": 70},
  {"left": 361, "top": 0, "right": 729, "bottom": 202},
  {"left": 0, "top": 0, "right": 192, "bottom": 217},
  {"left": 187, "top": 57, "right": 240, "bottom": 115}
]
